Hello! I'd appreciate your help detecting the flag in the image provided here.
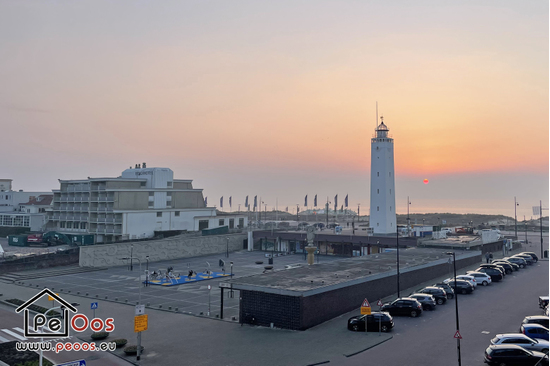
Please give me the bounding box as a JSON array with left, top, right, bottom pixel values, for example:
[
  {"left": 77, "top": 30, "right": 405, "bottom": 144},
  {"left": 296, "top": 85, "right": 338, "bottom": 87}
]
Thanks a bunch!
[
  {"left": 334, "top": 194, "right": 338, "bottom": 208},
  {"left": 229, "top": 196, "right": 232, "bottom": 207},
  {"left": 341, "top": 205, "right": 344, "bottom": 213},
  {"left": 345, "top": 194, "right": 348, "bottom": 208},
  {"left": 286, "top": 206, "right": 288, "bottom": 212},
  {"left": 254, "top": 196, "right": 257, "bottom": 209},
  {"left": 204, "top": 197, "right": 207, "bottom": 206},
  {"left": 305, "top": 195, "right": 308, "bottom": 207},
  {"left": 220, "top": 196, "right": 223, "bottom": 208},
  {"left": 314, "top": 194, "right": 317, "bottom": 207},
  {"left": 245, "top": 196, "right": 248, "bottom": 208}
]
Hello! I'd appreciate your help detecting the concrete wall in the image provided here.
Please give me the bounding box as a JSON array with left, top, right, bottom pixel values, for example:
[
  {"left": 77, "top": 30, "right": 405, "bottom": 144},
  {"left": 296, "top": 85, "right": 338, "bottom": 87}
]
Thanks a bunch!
[
  {"left": 79, "top": 233, "right": 247, "bottom": 267},
  {"left": 115, "top": 191, "right": 148, "bottom": 210},
  {"left": 172, "top": 191, "right": 205, "bottom": 209},
  {"left": 0, "top": 248, "right": 79, "bottom": 274}
]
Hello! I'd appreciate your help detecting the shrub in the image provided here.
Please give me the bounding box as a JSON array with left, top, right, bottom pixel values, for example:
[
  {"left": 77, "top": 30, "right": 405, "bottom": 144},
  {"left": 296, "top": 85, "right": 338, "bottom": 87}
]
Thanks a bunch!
[
  {"left": 113, "top": 338, "right": 128, "bottom": 348},
  {"left": 123, "top": 345, "right": 144, "bottom": 355},
  {"left": 90, "top": 331, "right": 109, "bottom": 340}
]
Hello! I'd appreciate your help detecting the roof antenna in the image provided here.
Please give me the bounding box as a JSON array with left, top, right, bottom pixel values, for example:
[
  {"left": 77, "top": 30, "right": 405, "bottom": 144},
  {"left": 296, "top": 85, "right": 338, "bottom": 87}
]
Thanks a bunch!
[{"left": 376, "top": 101, "right": 379, "bottom": 129}]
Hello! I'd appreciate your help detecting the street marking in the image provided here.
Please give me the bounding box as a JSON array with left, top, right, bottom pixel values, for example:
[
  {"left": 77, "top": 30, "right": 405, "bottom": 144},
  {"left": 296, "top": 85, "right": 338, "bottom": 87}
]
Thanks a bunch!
[
  {"left": 481, "top": 331, "right": 490, "bottom": 334},
  {"left": 2, "top": 329, "right": 27, "bottom": 340},
  {"left": 0, "top": 334, "right": 10, "bottom": 342}
]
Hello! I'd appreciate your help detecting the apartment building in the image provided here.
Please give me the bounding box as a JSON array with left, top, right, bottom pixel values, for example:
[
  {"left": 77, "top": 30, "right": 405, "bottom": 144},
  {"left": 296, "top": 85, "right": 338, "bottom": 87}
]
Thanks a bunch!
[{"left": 50, "top": 166, "right": 246, "bottom": 243}]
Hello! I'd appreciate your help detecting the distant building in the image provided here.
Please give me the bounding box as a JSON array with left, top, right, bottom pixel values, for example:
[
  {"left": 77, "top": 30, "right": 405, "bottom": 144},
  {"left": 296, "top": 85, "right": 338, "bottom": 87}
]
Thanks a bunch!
[
  {"left": 369, "top": 117, "right": 396, "bottom": 234},
  {"left": 0, "top": 180, "right": 51, "bottom": 232},
  {"left": 50, "top": 165, "right": 247, "bottom": 243}
]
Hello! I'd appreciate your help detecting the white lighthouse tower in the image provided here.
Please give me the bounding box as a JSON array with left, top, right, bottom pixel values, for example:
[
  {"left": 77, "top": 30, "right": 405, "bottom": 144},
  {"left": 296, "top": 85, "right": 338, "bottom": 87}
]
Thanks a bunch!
[{"left": 369, "top": 117, "right": 396, "bottom": 234}]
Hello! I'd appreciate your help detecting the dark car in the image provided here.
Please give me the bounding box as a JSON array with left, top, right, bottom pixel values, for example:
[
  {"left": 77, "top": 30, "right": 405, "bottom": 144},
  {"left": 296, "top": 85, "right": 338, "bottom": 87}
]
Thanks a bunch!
[
  {"left": 513, "top": 254, "right": 534, "bottom": 265},
  {"left": 444, "top": 279, "right": 474, "bottom": 294},
  {"left": 416, "top": 286, "right": 447, "bottom": 305},
  {"left": 505, "top": 256, "right": 528, "bottom": 269},
  {"left": 495, "top": 259, "right": 520, "bottom": 271},
  {"left": 521, "top": 324, "right": 550, "bottom": 341},
  {"left": 521, "top": 252, "right": 539, "bottom": 262},
  {"left": 380, "top": 298, "right": 423, "bottom": 317},
  {"left": 491, "top": 261, "right": 514, "bottom": 274},
  {"left": 408, "top": 293, "right": 437, "bottom": 310},
  {"left": 484, "top": 345, "right": 548, "bottom": 365},
  {"left": 347, "top": 311, "right": 394, "bottom": 332},
  {"left": 522, "top": 316, "right": 550, "bottom": 329},
  {"left": 480, "top": 263, "right": 507, "bottom": 276},
  {"left": 476, "top": 267, "right": 504, "bottom": 282},
  {"left": 433, "top": 282, "right": 455, "bottom": 299}
]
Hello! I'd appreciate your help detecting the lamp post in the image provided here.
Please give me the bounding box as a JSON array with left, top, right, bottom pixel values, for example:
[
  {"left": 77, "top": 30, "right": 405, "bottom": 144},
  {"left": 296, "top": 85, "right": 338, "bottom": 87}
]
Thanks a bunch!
[
  {"left": 121, "top": 256, "right": 143, "bottom": 361},
  {"left": 396, "top": 231, "right": 400, "bottom": 298},
  {"left": 326, "top": 199, "right": 331, "bottom": 227},
  {"left": 226, "top": 237, "right": 229, "bottom": 258},
  {"left": 145, "top": 256, "right": 149, "bottom": 287},
  {"left": 514, "top": 197, "right": 519, "bottom": 239},
  {"left": 230, "top": 261, "right": 234, "bottom": 298},
  {"left": 296, "top": 204, "right": 299, "bottom": 222},
  {"left": 407, "top": 196, "right": 411, "bottom": 237},
  {"left": 446, "top": 251, "right": 461, "bottom": 366}
]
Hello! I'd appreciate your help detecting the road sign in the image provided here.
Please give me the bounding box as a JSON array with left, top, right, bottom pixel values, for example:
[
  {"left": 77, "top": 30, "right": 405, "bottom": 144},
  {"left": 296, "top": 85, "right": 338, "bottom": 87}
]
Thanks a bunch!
[
  {"left": 135, "top": 304, "right": 145, "bottom": 315},
  {"left": 376, "top": 299, "right": 383, "bottom": 307},
  {"left": 134, "top": 314, "right": 148, "bottom": 333},
  {"left": 56, "top": 360, "right": 86, "bottom": 366},
  {"left": 207, "top": 285, "right": 211, "bottom": 290},
  {"left": 90, "top": 302, "right": 98, "bottom": 310},
  {"left": 219, "top": 282, "right": 231, "bottom": 288},
  {"left": 48, "top": 293, "right": 59, "bottom": 301},
  {"left": 361, "top": 298, "right": 371, "bottom": 308},
  {"left": 360, "top": 298, "right": 371, "bottom": 314},
  {"left": 454, "top": 330, "right": 462, "bottom": 339}
]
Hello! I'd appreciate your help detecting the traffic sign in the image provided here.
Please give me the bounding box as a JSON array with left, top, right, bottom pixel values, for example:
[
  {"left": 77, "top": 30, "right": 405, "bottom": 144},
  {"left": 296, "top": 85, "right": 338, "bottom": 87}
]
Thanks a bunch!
[
  {"left": 56, "top": 360, "right": 86, "bottom": 366},
  {"left": 207, "top": 285, "right": 211, "bottom": 290},
  {"left": 361, "top": 298, "right": 371, "bottom": 308},
  {"left": 360, "top": 298, "right": 372, "bottom": 314},
  {"left": 90, "top": 302, "right": 98, "bottom": 310},
  {"left": 134, "top": 314, "right": 148, "bottom": 333},
  {"left": 48, "top": 293, "right": 59, "bottom": 301},
  {"left": 454, "top": 330, "right": 462, "bottom": 339},
  {"left": 376, "top": 299, "right": 383, "bottom": 307},
  {"left": 135, "top": 304, "right": 145, "bottom": 315}
]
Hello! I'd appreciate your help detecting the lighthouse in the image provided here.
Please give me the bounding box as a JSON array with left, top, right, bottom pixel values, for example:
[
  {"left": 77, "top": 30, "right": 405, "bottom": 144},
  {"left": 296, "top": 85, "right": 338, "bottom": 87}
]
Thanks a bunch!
[{"left": 369, "top": 117, "right": 396, "bottom": 234}]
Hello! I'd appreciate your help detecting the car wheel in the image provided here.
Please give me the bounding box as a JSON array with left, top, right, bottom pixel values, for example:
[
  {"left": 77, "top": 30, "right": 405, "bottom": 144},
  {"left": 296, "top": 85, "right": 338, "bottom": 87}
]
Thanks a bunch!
[
  {"left": 352, "top": 324, "right": 359, "bottom": 331},
  {"left": 506, "top": 269, "right": 512, "bottom": 274},
  {"left": 461, "top": 289, "right": 467, "bottom": 294},
  {"left": 520, "top": 264, "right": 525, "bottom": 268},
  {"left": 410, "top": 310, "right": 418, "bottom": 317},
  {"left": 448, "top": 294, "right": 454, "bottom": 299},
  {"left": 437, "top": 298, "right": 444, "bottom": 305},
  {"left": 482, "top": 281, "right": 488, "bottom": 286},
  {"left": 381, "top": 325, "right": 389, "bottom": 332}
]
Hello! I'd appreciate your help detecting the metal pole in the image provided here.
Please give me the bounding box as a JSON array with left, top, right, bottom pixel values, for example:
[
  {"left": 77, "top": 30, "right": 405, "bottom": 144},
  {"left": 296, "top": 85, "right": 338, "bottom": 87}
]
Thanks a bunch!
[
  {"left": 220, "top": 287, "right": 224, "bottom": 319},
  {"left": 208, "top": 287, "right": 211, "bottom": 316},
  {"left": 146, "top": 256, "right": 149, "bottom": 287},
  {"left": 407, "top": 196, "right": 410, "bottom": 237},
  {"left": 230, "top": 262, "right": 234, "bottom": 298},
  {"left": 396, "top": 231, "right": 400, "bottom": 297},
  {"left": 130, "top": 244, "right": 133, "bottom": 271},
  {"left": 226, "top": 237, "right": 229, "bottom": 258},
  {"left": 540, "top": 200, "right": 544, "bottom": 258},
  {"left": 515, "top": 197, "right": 518, "bottom": 239},
  {"left": 524, "top": 216, "right": 528, "bottom": 245},
  {"left": 448, "top": 252, "right": 461, "bottom": 366}
]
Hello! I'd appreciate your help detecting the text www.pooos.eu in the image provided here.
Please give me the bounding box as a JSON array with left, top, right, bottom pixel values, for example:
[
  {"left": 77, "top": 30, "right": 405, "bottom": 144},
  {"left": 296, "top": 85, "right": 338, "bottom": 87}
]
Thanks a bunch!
[{"left": 16, "top": 341, "right": 116, "bottom": 353}]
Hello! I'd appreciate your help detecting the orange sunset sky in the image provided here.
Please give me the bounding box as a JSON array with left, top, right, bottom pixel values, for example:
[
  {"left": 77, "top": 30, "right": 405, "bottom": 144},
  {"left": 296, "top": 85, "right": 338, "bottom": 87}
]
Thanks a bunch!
[{"left": 1, "top": 0, "right": 548, "bottom": 217}]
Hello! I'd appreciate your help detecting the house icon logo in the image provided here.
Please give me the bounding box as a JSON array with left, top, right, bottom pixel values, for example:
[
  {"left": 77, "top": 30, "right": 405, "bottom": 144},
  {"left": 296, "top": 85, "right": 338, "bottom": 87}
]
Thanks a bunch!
[{"left": 15, "top": 288, "right": 78, "bottom": 338}]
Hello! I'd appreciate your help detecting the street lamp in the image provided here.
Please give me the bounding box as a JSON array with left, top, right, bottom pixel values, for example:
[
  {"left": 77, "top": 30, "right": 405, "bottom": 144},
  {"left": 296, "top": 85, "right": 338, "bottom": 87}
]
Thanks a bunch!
[
  {"left": 514, "top": 197, "right": 519, "bottom": 239},
  {"left": 121, "top": 256, "right": 143, "bottom": 361},
  {"left": 407, "top": 196, "right": 411, "bottom": 237},
  {"left": 145, "top": 256, "right": 149, "bottom": 287},
  {"left": 446, "top": 251, "right": 461, "bottom": 366},
  {"left": 326, "top": 199, "right": 331, "bottom": 227},
  {"left": 396, "top": 231, "right": 400, "bottom": 298},
  {"left": 226, "top": 237, "right": 229, "bottom": 258},
  {"left": 230, "top": 261, "right": 234, "bottom": 298}
]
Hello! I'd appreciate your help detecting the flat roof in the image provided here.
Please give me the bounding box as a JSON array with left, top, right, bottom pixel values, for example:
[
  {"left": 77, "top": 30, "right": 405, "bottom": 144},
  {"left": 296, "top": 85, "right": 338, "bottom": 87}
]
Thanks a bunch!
[{"left": 224, "top": 248, "right": 480, "bottom": 297}]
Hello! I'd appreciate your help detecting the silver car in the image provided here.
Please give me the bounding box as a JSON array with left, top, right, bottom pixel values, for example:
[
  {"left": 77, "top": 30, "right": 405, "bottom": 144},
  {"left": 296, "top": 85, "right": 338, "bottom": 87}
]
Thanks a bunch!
[{"left": 490, "top": 333, "right": 550, "bottom": 353}]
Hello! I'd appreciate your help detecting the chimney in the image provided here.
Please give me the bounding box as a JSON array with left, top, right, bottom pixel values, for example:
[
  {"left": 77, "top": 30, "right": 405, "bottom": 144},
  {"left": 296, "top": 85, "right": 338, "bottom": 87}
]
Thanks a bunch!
[{"left": 142, "top": 162, "right": 146, "bottom": 168}]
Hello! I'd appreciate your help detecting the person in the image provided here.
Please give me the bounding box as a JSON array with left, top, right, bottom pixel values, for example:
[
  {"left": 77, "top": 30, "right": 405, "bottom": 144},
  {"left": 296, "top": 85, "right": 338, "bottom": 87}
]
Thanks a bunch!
[
  {"left": 188, "top": 270, "right": 194, "bottom": 279},
  {"left": 489, "top": 252, "right": 493, "bottom": 263},
  {"left": 485, "top": 252, "right": 490, "bottom": 264}
]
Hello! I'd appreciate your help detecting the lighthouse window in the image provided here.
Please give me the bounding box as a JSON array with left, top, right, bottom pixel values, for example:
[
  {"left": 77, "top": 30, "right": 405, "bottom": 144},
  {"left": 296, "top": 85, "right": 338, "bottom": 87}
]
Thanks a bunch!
[
  {"left": 390, "top": 189, "right": 392, "bottom": 194},
  {"left": 390, "top": 206, "right": 392, "bottom": 212},
  {"left": 377, "top": 172, "right": 379, "bottom": 177},
  {"left": 377, "top": 206, "right": 379, "bottom": 211},
  {"left": 389, "top": 172, "right": 392, "bottom": 177},
  {"left": 377, "top": 189, "right": 379, "bottom": 194},
  {"left": 377, "top": 223, "right": 379, "bottom": 227}
]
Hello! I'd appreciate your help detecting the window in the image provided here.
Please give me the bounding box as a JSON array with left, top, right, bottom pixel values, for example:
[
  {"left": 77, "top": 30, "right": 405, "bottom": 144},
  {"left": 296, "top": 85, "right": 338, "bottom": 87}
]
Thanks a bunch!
[
  {"left": 390, "top": 189, "right": 391, "bottom": 194},
  {"left": 239, "top": 218, "right": 244, "bottom": 228},
  {"left": 80, "top": 222, "right": 87, "bottom": 229},
  {"left": 157, "top": 212, "right": 162, "bottom": 217},
  {"left": 149, "top": 192, "right": 154, "bottom": 198},
  {"left": 66, "top": 222, "right": 72, "bottom": 229},
  {"left": 219, "top": 219, "right": 224, "bottom": 226},
  {"left": 199, "top": 220, "right": 209, "bottom": 230},
  {"left": 166, "top": 201, "right": 171, "bottom": 208},
  {"left": 377, "top": 172, "right": 379, "bottom": 177},
  {"left": 60, "top": 222, "right": 66, "bottom": 228},
  {"left": 377, "top": 223, "right": 379, "bottom": 226},
  {"left": 377, "top": 206, "right": 379, "bottom": 211},
  {"left": 167, "top": 192, "right": 172, "bottom": 197},
  {"left": 229, "top": 218, "right": 234, "bottom": 229},
  {"left": 389, "top": 172, "right": 392, "bottom": 177},
  {"left": 167, "top": 181, "right": 173, "bottom": 187},
  {"left": 140, "top": 181, "right": 146, "bottom": 187},
  {"left": 377, "top": 189, "right": 379, "bottom": 194},
  {"left": 390, "top": 206, "right": 392, "bottom": 212},
  {"left": 175, "top": 211, "right": 180, "bottom": 217}
]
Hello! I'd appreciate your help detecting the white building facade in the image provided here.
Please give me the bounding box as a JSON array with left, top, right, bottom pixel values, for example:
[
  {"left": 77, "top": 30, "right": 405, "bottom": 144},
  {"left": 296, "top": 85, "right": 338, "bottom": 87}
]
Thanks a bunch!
[
  {"left": 50, "top": 166, "right": 247, "bottom": 243},
  {"left": 369, "top": 118, "right": 397, "bottom": 234}
]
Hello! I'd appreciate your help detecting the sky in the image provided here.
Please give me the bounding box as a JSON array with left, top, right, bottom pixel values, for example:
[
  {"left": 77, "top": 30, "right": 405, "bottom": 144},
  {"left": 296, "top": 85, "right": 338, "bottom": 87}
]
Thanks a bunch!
[{"left": 1, "top": 0, "right": 548, "bottom": 217}]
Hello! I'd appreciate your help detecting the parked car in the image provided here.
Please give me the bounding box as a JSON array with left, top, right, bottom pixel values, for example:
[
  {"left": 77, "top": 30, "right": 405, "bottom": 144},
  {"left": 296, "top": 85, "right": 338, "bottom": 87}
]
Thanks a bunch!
[
  {"left": 490, "top": 333, "right": 550, "bottom": 353},
  {"left": 521, "top": 324, "right": 550, "bottom": 341},
  {"left": 475, "top": 267, "right": 504, "bottom": 282},
  {"left": 522, "top": 316, "right": 550, "bottom": 329},
  {"left": 443, "top": 279, "right": 474, "bottom": 294},
  {"left": 380, "top": 298, "right": 423, "bottom": 317},
  {"left": 540, "top": 296, "right": 549, "bottom": 309},
  {"left": 455, "top": 274, "right": 477, "bottom": 288},
  {"left": 433, "top": 282, "right": 455, "bottom": 299},
  {"left": 416, "top": 286, "right": 447, "bottom": 305},
  {"left": 466, "top": 271, "right": 492, "bottom": 286},
  {"left": 513, "top": 254, "right": 534, "bottom": 265},
  {"left": 484, "top": 345, "right": 548, "bottom": 365},
  {"left": 347, "top": 311, "right": 394, "bottom": 332},
  {"left": 480, "top": 263, "right": 506, "bottom": 276},
  {"left": 521, "top": 252, "right": 539, "bottom": 262},
  {"left": 408, "top": 293, "right": 437, "bottom": 310},
  {"left": 491, "top": 261, "right": 514, "bottom": 274},
  {"left": 505, "top": 256, "right": 528, "bottom": 268},
  {"left": 494, "top": 259, "right": 520, "bottom": 271}
]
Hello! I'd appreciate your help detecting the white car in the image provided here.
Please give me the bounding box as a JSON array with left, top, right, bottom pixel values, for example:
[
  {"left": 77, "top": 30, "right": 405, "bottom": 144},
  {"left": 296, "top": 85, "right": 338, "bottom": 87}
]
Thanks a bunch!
[
  {"left": 455, "top": 275, "right": 477, "bottom": 288},
  {"left": 466, "top": 271, "right": 492, "bottom": 286}
]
